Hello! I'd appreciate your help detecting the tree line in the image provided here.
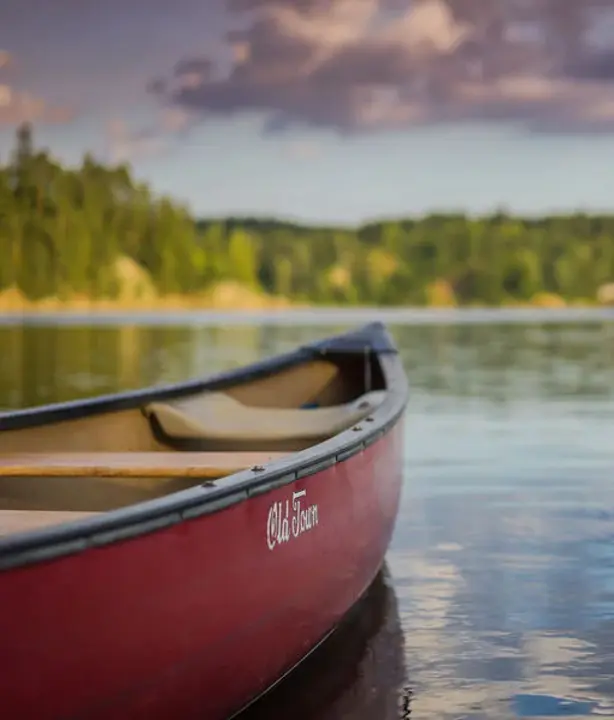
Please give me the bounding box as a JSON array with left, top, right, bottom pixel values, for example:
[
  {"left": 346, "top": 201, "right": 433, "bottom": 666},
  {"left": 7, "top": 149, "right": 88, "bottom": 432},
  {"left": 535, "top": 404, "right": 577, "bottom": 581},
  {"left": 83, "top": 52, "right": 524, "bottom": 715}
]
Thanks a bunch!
[{"left": 1, "top": 123, "right": 613, "bottom": 307}]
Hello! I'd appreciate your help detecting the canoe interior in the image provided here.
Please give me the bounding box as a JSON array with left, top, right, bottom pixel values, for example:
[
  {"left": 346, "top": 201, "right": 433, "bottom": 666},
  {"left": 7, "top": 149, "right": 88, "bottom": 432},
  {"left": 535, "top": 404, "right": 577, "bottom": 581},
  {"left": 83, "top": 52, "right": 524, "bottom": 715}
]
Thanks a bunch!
[{"left": 0, "top": 349, "right": 387, "bottom": 535}]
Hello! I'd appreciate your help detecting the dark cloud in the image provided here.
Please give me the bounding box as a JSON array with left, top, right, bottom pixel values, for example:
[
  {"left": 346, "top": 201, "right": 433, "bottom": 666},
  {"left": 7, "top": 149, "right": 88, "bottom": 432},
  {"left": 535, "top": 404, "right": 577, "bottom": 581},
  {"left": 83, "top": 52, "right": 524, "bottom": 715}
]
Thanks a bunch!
[
  {"left": 567, "top": 50, "right": 614, "bottom": 81},
  {"left": 174, "top": 57, "right": 215, "bottom": 80},
  {"left": 151, "top": 0, "right": 614, "bottom": 134}
]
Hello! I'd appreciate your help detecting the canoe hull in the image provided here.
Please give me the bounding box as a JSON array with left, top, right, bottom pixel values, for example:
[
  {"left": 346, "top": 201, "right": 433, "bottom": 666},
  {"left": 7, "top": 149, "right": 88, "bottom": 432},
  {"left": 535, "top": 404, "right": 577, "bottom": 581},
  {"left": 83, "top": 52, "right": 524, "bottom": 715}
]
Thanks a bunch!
[{"left": 0, "top": 420, "right": 404, "bottom": 719}]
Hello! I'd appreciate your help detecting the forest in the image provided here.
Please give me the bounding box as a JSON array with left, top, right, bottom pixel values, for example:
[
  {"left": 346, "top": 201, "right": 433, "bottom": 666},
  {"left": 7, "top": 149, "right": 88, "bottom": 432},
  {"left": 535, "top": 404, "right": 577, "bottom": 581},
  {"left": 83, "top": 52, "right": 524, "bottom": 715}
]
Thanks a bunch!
[{"left": 1, "top": 123, "right": 613, "bottom": 309}]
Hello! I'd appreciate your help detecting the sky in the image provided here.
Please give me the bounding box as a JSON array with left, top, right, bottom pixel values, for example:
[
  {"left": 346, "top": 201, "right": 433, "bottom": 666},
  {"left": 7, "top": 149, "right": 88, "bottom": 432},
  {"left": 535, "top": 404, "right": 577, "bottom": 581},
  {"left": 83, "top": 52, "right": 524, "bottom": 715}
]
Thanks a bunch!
[{"left": 2, "top": 0, "right": 614, "bottom": 224}]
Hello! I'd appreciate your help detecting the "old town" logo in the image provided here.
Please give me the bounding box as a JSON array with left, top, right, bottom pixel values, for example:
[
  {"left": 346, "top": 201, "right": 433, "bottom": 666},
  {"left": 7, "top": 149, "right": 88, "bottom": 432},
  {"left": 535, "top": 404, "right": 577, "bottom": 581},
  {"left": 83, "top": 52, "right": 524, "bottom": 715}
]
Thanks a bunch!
[{"left": 266, "top": 489, "right": 319, "bottom": 550}]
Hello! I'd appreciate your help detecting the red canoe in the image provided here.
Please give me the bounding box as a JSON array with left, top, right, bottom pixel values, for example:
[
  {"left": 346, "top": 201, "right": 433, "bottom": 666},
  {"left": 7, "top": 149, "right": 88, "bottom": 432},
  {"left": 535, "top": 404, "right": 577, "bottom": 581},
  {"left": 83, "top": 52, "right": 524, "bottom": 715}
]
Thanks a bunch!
[{"left": 0, "top": 322, "right": 408, "bottom": 720}]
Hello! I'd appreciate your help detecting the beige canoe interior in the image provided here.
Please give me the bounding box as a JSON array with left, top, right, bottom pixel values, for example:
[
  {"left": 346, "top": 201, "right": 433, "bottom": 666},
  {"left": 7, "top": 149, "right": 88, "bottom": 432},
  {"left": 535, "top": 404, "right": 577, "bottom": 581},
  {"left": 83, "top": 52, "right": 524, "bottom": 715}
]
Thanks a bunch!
[{"left": 0, "top": 356, "right": 386, "bottom": 537}]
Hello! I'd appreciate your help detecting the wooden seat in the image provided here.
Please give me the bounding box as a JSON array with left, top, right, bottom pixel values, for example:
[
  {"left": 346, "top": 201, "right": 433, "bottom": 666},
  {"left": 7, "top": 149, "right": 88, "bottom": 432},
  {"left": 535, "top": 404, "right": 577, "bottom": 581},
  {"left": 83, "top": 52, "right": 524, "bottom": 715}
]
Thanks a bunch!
[
  {"left": 0, "top": 510, "right": 98, "bottom": 536},
  {"left": 146, "top": 390, "right": 386, "bottom": 444},
  {"left": 0, "top": 452, "right": 287, "bottom": 479}
]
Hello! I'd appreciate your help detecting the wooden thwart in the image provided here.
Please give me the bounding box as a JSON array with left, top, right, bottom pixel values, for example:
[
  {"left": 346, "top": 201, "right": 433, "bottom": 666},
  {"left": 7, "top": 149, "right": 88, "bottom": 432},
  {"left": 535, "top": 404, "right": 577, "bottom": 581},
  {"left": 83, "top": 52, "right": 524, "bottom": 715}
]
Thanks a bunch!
[
  {"left": 0, "top": 452, "right": 287, "bottom": 479},
  {"left": 0, "top": 510, "right": 98, "bottom": 536}
]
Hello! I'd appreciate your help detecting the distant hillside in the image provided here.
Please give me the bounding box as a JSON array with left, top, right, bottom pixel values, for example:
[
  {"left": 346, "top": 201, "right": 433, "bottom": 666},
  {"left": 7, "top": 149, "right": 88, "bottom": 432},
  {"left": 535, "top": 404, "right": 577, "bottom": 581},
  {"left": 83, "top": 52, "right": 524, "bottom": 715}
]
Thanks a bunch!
[{"left": 1, "top": 123, "right": 614, "bottom": 310}]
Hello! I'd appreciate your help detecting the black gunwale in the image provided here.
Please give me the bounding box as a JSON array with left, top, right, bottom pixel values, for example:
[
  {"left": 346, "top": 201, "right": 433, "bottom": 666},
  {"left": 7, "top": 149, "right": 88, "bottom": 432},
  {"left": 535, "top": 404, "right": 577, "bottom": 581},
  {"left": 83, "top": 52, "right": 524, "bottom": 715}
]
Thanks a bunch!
[{"left": 0, "top": 322, "right": 408, "bottom": 571}]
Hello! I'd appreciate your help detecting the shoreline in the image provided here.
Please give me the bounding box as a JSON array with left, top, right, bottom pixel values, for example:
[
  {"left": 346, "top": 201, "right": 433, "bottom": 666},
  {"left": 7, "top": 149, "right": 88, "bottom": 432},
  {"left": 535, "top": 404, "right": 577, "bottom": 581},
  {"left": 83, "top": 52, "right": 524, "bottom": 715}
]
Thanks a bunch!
[
  {"left": 2, "top": 304, "right": 613, "bottom": 331},
  {"left": 1, "top": 280, "right": 611, "bottom": 316},
  {"left": 0, "top": 284, "right": 610, "bottom": 317},
  {"left": 0, "top": 299, "right": 610, "bottom": 316},
  {"left": 0, "top": 299, "right": 298, "bottom": 314}
]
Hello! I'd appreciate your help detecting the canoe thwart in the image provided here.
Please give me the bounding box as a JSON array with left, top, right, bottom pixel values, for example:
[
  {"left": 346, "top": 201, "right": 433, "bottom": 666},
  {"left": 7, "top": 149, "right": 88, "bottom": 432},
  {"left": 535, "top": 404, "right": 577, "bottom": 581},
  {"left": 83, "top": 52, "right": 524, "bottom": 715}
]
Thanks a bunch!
[{"left": 0, "top": 452, "right": 287, "bottom": 479}]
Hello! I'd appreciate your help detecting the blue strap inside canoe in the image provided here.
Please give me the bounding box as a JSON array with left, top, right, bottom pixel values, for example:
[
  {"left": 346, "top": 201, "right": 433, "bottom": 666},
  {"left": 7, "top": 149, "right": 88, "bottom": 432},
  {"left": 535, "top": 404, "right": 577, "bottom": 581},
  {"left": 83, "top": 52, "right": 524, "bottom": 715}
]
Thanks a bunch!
[{"left": 300, "top": 401, "right": 319, "bottom": 409}]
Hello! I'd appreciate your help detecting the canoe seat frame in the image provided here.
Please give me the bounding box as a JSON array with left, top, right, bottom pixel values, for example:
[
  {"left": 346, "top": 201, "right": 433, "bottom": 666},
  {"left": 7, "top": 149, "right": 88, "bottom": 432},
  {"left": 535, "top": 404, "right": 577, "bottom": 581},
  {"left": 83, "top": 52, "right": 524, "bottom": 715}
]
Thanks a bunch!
[{"left": 0, "top": 451, "right": 287, "bottom": 479}]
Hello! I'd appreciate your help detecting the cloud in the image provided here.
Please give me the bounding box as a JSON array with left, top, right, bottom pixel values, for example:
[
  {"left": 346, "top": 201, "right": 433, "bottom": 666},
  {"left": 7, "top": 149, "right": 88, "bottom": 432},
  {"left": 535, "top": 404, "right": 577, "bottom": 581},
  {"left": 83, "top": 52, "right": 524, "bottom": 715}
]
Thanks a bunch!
[
  {"left": 106, "top": 119, "right": 166, "bottom": 164},
  {"left": 151, "top": 0, "right": 614, "bottom": 135},
  {"left": 106, "top": 108, "right": 194, "bottom": 163},
  {"left": 0, "top": 86, "right": 74, "bottom": 126},
  {"left": 0, "top": 50, "right": 75, "bottom": 126}
]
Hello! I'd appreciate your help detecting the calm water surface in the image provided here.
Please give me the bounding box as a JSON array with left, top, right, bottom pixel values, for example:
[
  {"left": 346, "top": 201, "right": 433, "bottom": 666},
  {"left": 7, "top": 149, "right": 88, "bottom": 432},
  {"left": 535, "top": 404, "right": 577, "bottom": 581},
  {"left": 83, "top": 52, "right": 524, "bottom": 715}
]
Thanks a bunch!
[{"left": 2, "top": 314, "right": 614, "bottom": 719}]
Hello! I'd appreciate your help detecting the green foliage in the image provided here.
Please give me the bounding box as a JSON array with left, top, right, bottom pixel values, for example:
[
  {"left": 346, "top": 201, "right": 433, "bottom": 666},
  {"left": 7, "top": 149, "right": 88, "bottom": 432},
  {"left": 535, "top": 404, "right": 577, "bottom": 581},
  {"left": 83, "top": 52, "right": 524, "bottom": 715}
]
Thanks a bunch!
[{"left": 2, "top": 123, "right": 614, "bottom": 306}]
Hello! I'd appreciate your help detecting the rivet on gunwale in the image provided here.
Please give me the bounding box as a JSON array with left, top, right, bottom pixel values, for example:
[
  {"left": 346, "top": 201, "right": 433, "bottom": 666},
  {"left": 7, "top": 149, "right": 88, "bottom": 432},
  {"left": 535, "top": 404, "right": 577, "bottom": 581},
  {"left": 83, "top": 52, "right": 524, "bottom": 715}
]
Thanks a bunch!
[
  {"left": 352, "top": 426, "right": 362, "bottom": 432},
  {"left": 365, "top": 416, "right": 374, "bottom": 422},
  {"left": 252, "top": 465, "right": 266, "bottom": 472}
]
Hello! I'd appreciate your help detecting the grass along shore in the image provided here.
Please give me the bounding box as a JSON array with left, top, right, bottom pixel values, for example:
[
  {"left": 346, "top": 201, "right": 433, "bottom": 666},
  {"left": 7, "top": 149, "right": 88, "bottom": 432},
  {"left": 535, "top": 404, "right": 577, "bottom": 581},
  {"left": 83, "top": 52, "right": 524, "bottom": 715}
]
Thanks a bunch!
[
  {"left": 0, "top": 283, "right": 298, "bottom": 313},
  {"left": 1, "top": 257, "right": 612, "bottom": 313},
  {"left": 0, "top": 285, "right": 609, "bottom": 314}
]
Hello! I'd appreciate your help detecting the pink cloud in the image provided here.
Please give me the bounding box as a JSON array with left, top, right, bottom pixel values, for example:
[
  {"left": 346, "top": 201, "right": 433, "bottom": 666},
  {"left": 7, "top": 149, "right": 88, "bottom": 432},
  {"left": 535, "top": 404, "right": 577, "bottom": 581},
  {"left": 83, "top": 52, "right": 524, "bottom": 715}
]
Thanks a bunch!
[
  {"left": 0, "top": 51, "right": 75, "bottom": 126},
  {"left": 105, "top": 108, "right": 194, "bottom": 162}
]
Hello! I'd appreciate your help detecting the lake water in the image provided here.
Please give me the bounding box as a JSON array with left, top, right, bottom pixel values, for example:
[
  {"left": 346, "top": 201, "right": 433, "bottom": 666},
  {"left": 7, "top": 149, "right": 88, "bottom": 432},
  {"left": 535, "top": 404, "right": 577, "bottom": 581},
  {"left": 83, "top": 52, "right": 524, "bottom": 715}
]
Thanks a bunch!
[{"left": 2, "top": 311, "right": 614, "bottom": 719}]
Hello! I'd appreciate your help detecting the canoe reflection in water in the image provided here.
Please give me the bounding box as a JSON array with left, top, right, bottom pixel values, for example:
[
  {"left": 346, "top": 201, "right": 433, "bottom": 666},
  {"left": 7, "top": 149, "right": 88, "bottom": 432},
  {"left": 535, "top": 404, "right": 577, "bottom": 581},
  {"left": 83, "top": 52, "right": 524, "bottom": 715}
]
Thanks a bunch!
[{"left": 239, "top": 564, "right": 410, "bottom": 720}]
